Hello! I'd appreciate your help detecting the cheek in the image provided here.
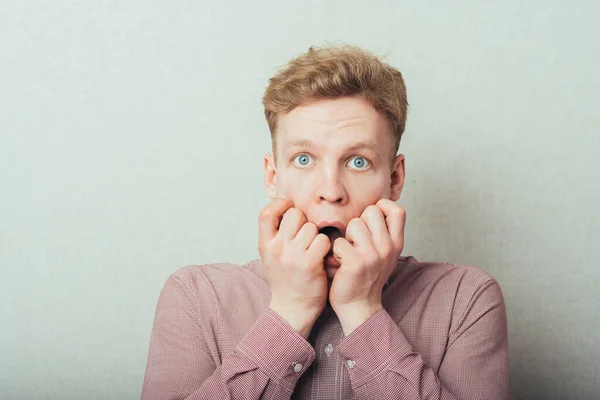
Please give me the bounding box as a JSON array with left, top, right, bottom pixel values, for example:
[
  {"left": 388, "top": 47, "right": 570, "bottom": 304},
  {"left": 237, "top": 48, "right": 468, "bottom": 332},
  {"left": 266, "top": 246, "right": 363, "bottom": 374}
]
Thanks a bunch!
[
  {"left": 348, "top": 175, "right": 390, "bottom": 202},
  {"left": 276, "top": 170, "right": 312, "bottom": 203}
]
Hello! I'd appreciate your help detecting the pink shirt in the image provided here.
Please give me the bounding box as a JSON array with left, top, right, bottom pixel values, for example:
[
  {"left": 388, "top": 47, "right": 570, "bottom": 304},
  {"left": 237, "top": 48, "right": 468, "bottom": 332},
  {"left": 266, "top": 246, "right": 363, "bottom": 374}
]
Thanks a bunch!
[{"left": 140, "top": 256, "right": 509, "bottom": 399}]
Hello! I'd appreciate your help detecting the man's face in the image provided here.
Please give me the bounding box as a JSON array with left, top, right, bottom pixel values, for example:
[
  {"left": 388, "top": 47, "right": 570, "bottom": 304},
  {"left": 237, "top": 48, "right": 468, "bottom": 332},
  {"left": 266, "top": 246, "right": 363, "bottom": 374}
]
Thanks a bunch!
[{"left": 264, "top": 96, "right": 405, "bottom": 278}]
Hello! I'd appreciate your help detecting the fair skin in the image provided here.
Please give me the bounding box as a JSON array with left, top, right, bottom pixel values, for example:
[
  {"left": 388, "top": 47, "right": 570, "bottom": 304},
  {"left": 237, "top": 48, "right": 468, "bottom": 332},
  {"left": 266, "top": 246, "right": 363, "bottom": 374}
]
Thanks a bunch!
[{"left": 258, "top": 96, "right": 407, "bottom": 338}]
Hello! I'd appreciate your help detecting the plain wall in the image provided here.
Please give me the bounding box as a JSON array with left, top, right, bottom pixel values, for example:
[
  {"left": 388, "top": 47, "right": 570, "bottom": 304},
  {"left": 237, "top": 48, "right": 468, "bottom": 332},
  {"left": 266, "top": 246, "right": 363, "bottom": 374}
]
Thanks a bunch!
[{"left": 1, "top": 1, "right": 598, "bottom": 399}]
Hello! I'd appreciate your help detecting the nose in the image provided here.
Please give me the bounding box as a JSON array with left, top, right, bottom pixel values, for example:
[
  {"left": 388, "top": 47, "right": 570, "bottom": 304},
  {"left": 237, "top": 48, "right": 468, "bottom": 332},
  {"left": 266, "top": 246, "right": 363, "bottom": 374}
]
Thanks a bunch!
[{"left": 315, "top": 164, "right": 348, "bottom": 205}]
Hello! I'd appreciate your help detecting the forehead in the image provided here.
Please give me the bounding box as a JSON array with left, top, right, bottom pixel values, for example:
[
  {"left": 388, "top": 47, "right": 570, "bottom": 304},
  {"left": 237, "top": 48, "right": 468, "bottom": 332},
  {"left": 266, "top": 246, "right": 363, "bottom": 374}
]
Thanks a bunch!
[{"left": 276, "top": 97, "right": 393, "bottom": 151}]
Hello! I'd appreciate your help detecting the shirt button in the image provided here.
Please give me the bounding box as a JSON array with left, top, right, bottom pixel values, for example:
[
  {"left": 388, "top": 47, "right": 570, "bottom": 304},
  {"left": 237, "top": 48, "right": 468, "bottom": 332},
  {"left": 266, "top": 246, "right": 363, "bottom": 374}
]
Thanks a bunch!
[
  {"left": 347, "top": 360, "right": 355, "bottom": 369},
  {"left": 293, "top": 363, "right": 303, "bottom": 373},
  {"left": 324, "top": 344, "right": 334, "bottom": 356}
]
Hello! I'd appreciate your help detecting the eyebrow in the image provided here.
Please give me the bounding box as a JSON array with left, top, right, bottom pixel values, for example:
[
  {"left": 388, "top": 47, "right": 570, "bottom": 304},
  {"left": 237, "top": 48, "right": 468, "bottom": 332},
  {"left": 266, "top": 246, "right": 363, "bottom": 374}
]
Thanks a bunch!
[
  {"left": 345, "top": 140, "right": 380, "bottom": 153},
  {"left": 284, "top": 139, "right": 380, "bottom": 153},
  {"left": 285, "top": 139, "right": 317, "bottom": 149}
]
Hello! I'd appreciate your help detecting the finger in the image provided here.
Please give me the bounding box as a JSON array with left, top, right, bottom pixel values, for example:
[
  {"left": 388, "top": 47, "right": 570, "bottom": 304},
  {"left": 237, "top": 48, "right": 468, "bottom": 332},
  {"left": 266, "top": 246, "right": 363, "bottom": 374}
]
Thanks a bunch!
[
  {"left": 376, "top": 199, "right": 406, "bottom": 247},
  {"left": 332, "top": 237, "right": 355, "bottom": 262},
  {"left": 307, "top": 233, "right": 331, "bottom": 258},
  {"left": 360, "top": 205, "right": 391, "bottom": 251},
  {"left": 345, "top": 218, "right": 374, "bottom": 250},
  {"left": 258, "top": 198, "right": 294, "bottom": 242},
  {"left": 278, "top": 208, "right": 307, "bottom": 241},
  {"left": 295, "top": 222, "right": 319, "bottom": 250}
]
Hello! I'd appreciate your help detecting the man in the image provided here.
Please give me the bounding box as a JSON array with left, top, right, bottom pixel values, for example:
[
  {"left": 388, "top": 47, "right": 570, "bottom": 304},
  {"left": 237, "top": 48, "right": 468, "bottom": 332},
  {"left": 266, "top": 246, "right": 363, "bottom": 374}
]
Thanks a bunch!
[{"left": 140, "top": 45, "right": 509, "bottom": 399}]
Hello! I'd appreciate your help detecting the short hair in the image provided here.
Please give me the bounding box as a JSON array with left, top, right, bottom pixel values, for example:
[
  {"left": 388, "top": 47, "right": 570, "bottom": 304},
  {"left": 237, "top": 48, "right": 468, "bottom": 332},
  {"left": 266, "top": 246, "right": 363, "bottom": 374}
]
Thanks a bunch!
[{"left": 262, "top": 44, "right": 408, "bottom": 161}]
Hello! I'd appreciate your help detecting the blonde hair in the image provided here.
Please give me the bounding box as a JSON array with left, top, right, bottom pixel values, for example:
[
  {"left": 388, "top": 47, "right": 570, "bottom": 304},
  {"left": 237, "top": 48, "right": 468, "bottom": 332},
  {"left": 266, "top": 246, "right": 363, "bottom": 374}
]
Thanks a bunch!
[{"left": 262, "top": 44, "right": 408, "bottom": 160}]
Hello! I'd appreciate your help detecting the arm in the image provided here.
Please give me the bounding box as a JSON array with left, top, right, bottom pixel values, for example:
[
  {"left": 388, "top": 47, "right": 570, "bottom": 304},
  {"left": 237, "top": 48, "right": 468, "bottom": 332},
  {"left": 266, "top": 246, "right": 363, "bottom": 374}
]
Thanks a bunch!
[
  {"left": 336, "top": 279, "right": 509, "bottom": 400},
  {"left": 140, "top": 275, "right": 315, "bottom": 400}
]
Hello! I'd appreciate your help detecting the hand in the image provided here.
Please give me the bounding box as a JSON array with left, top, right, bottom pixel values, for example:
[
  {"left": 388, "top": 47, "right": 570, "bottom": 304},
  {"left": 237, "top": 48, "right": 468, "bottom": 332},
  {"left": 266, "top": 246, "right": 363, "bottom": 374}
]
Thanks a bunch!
[
  {"left": 258, "top": 198, "right": 331, "bottom": 338},
  {"left": 329, "top": 199, "right": 406, "bottom": 335}
]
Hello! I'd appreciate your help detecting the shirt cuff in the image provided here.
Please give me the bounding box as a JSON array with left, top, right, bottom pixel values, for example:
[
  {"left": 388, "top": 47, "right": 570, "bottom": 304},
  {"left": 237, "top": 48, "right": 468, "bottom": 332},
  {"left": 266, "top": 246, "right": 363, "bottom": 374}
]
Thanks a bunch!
[
  {"left": 236, "top": 308, "right": 316, "bottom": 392},
  {"left": 336, "top": 309, "right": 412, "bottom": 388}
]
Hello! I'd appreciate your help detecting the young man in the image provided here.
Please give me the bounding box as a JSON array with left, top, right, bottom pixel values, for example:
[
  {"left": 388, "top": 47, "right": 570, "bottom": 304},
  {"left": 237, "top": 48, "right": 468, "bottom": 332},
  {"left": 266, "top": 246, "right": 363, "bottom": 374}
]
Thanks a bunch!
[{"left": 140, "top": 45, "right": 509, "bottom": 400}]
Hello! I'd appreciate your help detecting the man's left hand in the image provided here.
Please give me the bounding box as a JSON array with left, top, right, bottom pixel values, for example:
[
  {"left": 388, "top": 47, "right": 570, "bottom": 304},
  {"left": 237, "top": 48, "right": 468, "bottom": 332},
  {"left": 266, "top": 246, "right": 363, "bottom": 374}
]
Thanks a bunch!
[{"left": 329, "top": 199, "right": 406, "bottom": 335}]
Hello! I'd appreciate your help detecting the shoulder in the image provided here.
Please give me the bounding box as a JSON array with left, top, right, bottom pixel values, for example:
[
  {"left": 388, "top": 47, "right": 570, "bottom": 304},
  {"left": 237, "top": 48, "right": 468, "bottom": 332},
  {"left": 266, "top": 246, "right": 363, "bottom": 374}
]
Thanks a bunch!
[
  {"left": 162, "top": 261, "right": 269, "bottom": 334},
  {"left": 400, "top": 256, "right": 500, "bottom": 291},
  {"left": 161, "top": 260, "right": 268, "bottom": 315},
  {"left": 393, "top": 257, "right": 507, "bottom": 335},
  {"left": 167, "top": 259, "right": 264, "bottom": 294},
  {"left": 393, "top": 256, "right": 505, "bottom": 309}
]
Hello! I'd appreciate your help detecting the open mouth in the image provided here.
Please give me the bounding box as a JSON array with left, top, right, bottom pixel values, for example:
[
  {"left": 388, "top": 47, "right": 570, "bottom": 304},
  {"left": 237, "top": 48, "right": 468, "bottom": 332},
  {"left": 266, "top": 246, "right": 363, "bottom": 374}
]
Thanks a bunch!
[
  {"left": 318, "top": 226, "right": 344, "bottom": 254},
  {"left": 318, "top": 225, "right": 343, "bottom": 270},
  {"left": 319, "top": 226, "right": 344, "bottom": 240}
]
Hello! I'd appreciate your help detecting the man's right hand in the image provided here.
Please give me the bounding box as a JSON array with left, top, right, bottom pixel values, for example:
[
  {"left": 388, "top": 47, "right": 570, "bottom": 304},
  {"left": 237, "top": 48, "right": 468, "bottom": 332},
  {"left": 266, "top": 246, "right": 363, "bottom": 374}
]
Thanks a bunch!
[{"left": 258, "top": 198, "right": 331, "bottom": 339}]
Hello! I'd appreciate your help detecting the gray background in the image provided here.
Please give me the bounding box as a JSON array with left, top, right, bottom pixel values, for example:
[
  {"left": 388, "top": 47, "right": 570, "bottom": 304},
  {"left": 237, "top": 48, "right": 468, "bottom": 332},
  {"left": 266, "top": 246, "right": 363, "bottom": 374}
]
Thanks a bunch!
[{"left": 1, "top": 1, "right": 598, "bottom": 399}]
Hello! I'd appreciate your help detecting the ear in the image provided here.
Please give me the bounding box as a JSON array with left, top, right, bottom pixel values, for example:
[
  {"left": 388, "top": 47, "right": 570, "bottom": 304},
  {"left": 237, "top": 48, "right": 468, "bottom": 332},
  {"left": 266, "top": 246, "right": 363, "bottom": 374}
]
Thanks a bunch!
[
  {"left": 264, "top": 153, "right": 277, "bottom": 199},
  {"left": 390, "top": 154, "right": 405, "bottom": 201}
]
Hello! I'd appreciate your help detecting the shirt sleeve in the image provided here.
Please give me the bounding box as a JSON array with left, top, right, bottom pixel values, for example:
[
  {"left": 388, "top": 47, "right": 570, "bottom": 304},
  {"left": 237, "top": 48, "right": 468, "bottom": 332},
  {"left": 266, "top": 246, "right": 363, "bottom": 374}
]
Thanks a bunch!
[
  {"left": 140, "top": 274, "right": 315, "bottom": 400},
  {"left": 336, "top": 279, "right": 509, "bottom": 400}
]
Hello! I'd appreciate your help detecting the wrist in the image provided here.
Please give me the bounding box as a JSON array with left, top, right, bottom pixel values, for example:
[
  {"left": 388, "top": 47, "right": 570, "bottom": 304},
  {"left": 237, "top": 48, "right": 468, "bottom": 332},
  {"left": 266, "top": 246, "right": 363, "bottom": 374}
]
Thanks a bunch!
[
  {"left": 334, "top": 302, "right": 383, "bottom": 336},
  {"left": 269, "top": 302, "right": 320, "bottom": 339}
]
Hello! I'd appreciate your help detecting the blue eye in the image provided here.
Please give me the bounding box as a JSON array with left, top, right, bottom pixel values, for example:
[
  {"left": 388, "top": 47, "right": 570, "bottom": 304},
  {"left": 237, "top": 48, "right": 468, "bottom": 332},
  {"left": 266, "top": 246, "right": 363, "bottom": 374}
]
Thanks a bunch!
[
  {"left": 293, "top": 154, "right": 314, "bottom": 167},
  {"left": 348, "top": 156, "right": 370, "bottom": 170}
]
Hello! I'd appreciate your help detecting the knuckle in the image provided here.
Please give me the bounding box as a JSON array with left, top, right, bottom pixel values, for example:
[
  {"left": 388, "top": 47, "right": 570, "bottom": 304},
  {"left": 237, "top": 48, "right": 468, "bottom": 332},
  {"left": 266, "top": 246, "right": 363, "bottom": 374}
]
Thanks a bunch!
[
  {"left": 365, "top": 205, "right": 379, "bottom": 215},
  {"left": 298, "top": 211, "right": 308, "bottom": 224},
  {"left": 394, "top": 205, "right": 405, "bottom": 215},
  {"left": 348, "top": 218, "right": 361, "bottom": 229},
  {"left": 376, "top": 198, "right": 391, "bottom": 207},
  {"left": 305, "top": 222, "right": 318, "bottom": 235},
  {"left": 286, "top": 208, "right": 303, "bottom": 221},
  {"left": 259, "top": 208, "right": 274, "bottom": 221},
  {"left": 391, "top": 205, "right": 405, "bottom": 217}
]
